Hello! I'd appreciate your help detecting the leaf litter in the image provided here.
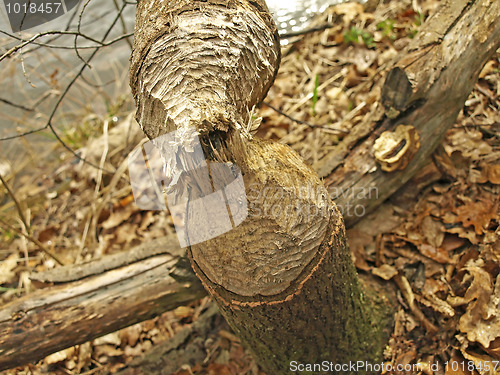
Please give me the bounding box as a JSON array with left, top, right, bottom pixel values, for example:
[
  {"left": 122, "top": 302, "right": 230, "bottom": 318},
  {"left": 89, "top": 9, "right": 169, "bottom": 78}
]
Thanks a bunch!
[{"left": 0, "top": 0, "right": 499, "bottom": 373}]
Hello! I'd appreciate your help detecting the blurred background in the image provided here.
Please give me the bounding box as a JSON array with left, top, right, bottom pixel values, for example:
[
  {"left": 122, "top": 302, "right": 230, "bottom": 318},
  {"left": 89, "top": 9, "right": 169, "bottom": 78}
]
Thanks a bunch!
[{"left": 0, "top": 0, "right": 356, "bottom": 168}]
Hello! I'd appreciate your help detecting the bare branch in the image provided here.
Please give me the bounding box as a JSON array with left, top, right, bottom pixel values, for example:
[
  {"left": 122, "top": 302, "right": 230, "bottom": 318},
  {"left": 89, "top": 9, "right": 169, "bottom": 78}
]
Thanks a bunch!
[
  {"left": 75, "top": 0, "right": 95, "bottom": 66},
  {"left": 113, "top": 0, "right": 133, "bottom": 48},
  {"left": 263, "top": 101, "right": 349, "bottom": 133},
  {"left": 0, "top": 125, "right": 50, "bottom": 141},
  {"left": 0, "top": 97, "right": 34, "bottom": 112},
  {"left": 0, "top": 0, "right": 133, "bottom": 174},
  {"left": 0, "top": 217, "right": 64, "bottom": 266},
  {"left": 0, "top": 31, "right": 104, "bottom": 63},
  {"left": 0, "top": 173, "right": 30, "bottom": 233}
]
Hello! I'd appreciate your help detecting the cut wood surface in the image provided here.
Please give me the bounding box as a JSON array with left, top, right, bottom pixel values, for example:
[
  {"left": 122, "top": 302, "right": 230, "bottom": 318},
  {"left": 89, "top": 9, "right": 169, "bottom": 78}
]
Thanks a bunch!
[{"left": 129, "top": 0, "right": 392, "bottom": 373}]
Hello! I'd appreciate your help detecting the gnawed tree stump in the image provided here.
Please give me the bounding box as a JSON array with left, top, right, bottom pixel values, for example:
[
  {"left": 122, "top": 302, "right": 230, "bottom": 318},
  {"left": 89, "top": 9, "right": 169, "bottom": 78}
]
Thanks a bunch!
[{"left": 129, "top": 0, "right": 392, "bottom": 373}]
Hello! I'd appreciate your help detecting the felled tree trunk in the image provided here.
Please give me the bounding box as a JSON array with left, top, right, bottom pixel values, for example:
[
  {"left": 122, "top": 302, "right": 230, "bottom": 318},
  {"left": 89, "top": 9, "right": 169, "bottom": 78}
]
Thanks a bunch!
[
  {"left": 130, "top": 0, "right": 392, "bottom": 374},
  {"left": 316, "top": 0, "right": 500, "bottom": 227},
  {"left": 0, "top": 237, "right": 205, "bottom": 372}
]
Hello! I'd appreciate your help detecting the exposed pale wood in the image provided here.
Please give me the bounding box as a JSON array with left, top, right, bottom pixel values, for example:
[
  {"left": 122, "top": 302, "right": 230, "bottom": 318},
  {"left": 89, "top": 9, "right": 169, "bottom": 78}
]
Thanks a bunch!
[
  {"left": 0, "top": 236, "right": 205, "bottom": 372},
  {"left": 190, "top": 208, "right": 393, "bottom": 374},
  {"left": 129, "top": 0, "right": 392, "bottom": 374},
  {"left": 129, "top": 0, "right": 279, "bottom": 142},
  {"left": 190, "top": 138, "right": 331, "bottom": 297}
]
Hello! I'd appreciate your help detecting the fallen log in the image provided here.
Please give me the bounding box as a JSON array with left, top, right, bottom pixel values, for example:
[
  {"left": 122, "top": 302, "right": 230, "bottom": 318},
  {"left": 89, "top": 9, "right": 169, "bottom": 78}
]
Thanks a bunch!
[
  {"left": 317, "top": 0, "right": 500, "bottom": 227},
  {"left": 0, "top": 236, "right": 205, "bottom": 371}
]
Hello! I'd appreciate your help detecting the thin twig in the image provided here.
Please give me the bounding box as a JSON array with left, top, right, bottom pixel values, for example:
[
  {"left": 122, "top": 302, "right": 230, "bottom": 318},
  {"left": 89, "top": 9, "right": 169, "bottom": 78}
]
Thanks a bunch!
[
  {"left": 0, "top": 97, "right": 34, "bottom": 112},
  {"left": 263, "top": 101, "right": 349, "bottom": 133},
  {"left": 279, "top": 23, "right": 336, "bottom": 39},
  {"left": 75, "top": 0, "right": 94, "bottom": 66},
  {"left": 19, "top": 45, "right": 36, "bottom": 88},
  {"left": 0, "top": 173, "right": 30, "bottom": 234},
  {"left": 0, "top": 29, "right": 133, "bottom": 51},
  {"left": 113, "top": 0, "right": 133, "bottom": 49},
  {"left": 0, "top": 0, "right": 131, "bottom": 173},
  {"left": 0, "top": 31, "right": 105, "bottom": 63},
  {"left": 0, "top": 217, "right": 64, "bottom": 265},
  {"left": 88, "top": 119, "right": 110, "bottom": 246},
  {"left": 0, "top": 125, "right": 50, "bottom": 141}
]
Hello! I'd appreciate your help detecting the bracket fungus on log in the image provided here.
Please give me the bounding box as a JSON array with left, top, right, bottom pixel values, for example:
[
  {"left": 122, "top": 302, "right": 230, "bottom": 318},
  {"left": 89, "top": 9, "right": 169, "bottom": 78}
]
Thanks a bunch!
[{"left": 373, "top": 124, "right": 420, "bottom": 172}]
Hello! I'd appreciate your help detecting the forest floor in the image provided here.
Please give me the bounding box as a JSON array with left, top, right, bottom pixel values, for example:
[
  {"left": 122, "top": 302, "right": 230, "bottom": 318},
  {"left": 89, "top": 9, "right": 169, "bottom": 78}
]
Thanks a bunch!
[{"left": 0, "top": 0, "right": 499, "bottom": 374}]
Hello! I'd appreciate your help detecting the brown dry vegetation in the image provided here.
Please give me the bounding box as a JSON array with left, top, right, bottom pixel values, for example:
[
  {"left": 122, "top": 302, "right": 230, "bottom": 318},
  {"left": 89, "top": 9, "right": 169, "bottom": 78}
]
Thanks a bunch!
[{"left": 0, "top": 1, "right": 499, "bottom": 374}]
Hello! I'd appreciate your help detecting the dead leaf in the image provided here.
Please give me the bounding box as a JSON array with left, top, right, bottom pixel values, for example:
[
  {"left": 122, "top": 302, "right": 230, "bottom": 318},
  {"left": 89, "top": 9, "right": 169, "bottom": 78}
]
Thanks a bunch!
[
  {"left": 421, "top": 216, "right": 445, "bottom": 248},
  {"left": 394, "top": 348, "right": 417, "bottom": 372},
  {"left": 445, "top": 129, "right": 492, "bottom": 160},
  {"left": 345, "top": 65, "right": 364, "bottom": 87},
  {"left": 445, "top": 354, "right": 473, "bottom": 375},
  {"left": 454, "top": 263, "right": 500, "bottom": 349},
  {"left": 479, "top": 60, "right": 498, "bottom": 79},
  {"left": 446, "top": 225, "right": 480, "bottom": 245},
  {"left": 403, "top": 261, "right": 426, "bottom": 291},
  {"left": 124, "top": 344, "right": 143, "bottom": 357},
  {"left": 418, "top": 243, "right": 452, "bottom": 264},
  {"left": 113, "top": 223, "right": 138, "bottom": 245},
  {"left": 392, "top": 309, "right": 407, "bottom": 337},
  {"left": 101, "top": 204, "right": 139, "bottom": 230},
  {"left": 394, "top": 274, "right": 438, "bottom": 332},
  {"left": 76, "top": 342, "right": 92, "bottom": 373},
  {"left": 485, "top": 164, "right": 500, "bottom": 184},
  {"left": 441, "top": 235, "right": 467, "bottom": 252},
  {"left": 173, "top": 305, "right": 194, "bottom": 320},
  {"left": 455, "top": 198, "right": 498, "bottom": 235},
  {"left": 333, "top": 3, "right": 366, "bottom": 26},
  {"left": 483, "top": 337, "right": 500, "bottom": 360},
  {"left": 94, "top": 344, "right": 123, "bottom": 360},
  {"left": 326, "top": 87, "right": 350, "bottom": 110},
  {"left": 44, "top": 347, "right": 75, "bottom": 365},
  {"left": 204, "top": 363, "right": 233, "bottom": 375},
  {"left": 93, "top": 331, "right": 122, "bottom": 346},
  {"left": 347, "top": 228, "right": 373, "bottom": 271},
  {"left": 417, "top": 291, "right": 455, "bottom": 317},
  {"left": 120, "top": 323, "right": 143, "bottom": 347},
  {"left": 372, "top": 264, "right": 398, "bottom": 280},
  {"left": 459, "top": 340, "right": 499, "bottom": 375},
  {"left": 0, "top": 253, "right": 18, "bottom": 285},
  {"left": 354, "top": 203, "right": 402, "bottom": 235},
  {"left": 37, "top": 225, "right": 58, "bottom": 244}
]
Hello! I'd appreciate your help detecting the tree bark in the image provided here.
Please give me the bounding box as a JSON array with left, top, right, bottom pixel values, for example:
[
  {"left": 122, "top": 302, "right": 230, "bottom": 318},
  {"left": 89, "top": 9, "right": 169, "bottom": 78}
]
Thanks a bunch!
[
  {"left": 0, "top": 236, "right": 205, "bottom": 372},
  {"left": 129, "top": 0, "right": 392, "bottom": 374},
  {"left": 316, "top": 0, "right": 500, "bottom": 227},
  {"left": 2, "top": 0, "right": 498, "bottom": 372}
]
